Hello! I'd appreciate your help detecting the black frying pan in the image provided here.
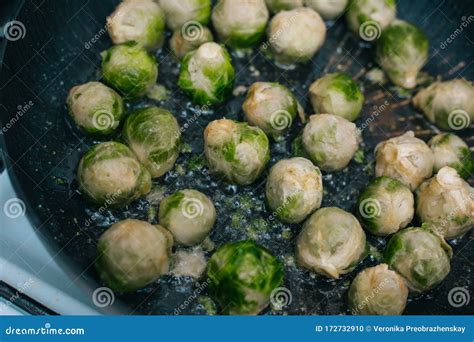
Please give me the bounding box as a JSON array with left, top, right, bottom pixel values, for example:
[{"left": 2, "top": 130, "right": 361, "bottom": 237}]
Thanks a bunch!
[{"left": 0, "top": 0, "right": 473, "bottom": 315}]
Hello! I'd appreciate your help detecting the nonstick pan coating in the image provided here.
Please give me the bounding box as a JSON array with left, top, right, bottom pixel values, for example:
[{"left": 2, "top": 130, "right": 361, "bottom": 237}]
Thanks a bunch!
[{"left": 0, "top": 0, "right": 473, "bottom": 314}]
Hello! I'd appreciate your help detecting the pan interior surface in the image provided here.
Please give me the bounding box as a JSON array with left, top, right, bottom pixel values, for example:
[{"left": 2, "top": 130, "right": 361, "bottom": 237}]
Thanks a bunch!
[{"left": 0, "top": 0, "right": 472, "bottom": 315}]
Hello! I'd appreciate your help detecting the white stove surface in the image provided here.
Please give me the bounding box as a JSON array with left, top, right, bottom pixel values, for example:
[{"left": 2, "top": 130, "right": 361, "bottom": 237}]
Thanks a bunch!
[{"left": 0, "top": 172, "right": 98, "bottom": 315}]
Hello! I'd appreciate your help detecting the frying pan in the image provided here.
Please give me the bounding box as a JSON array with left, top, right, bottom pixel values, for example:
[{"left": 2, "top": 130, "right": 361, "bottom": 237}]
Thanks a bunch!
[{"left": 0, "top": 0, "right": 473, "bottom": 315}]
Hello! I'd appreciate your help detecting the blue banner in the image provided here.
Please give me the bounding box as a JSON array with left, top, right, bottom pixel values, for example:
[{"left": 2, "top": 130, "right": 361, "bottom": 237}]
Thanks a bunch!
[{"left": 0, "top": 316, "right": 472, "bottom": 342}]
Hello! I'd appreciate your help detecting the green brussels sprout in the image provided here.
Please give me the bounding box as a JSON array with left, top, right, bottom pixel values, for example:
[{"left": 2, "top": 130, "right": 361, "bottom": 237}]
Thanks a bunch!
[
  {"left": 428, "top": 133, "right": 474, "bottom": 179},
  {"left": 242, "top": 82, "right": 305, "bottom": 138},
  {"left": 212, "top": 0, "right": 269, "bottom": 49},
  {"left": 178, "top": 42, "right": 235, "bottom": 105},
  {"left": 159, "top": 189, "right": 216, "bottom": 246},
  {"left": 159, "top": 0, "right": 211, "bottom": 31},
  {"left": 358, "top": 176, "right": 414, "bottom": 236},
  {"left": 348, "top": 264, "right": 408, "bottom": 315},
  {"left": 346, "top": 0, "right": 396, "bottom": 36},
  {"left": 302, "top": 114, "right": 361, "bottom": 171},
  {"left": 266, "top": 158, "right": 323, "bottom": 224},
  {"left": 375, "top": 131, "right": 434, "bottom": 191},
  {"left": 265, "top": 0, "right": 303, "bottom": 14},
  {"left": 413, "top": 79, "right": 474, "bottom": 131},
  {"left": 170, "top": 25, "right": 214, "bottom": 60},
  {"left": 384, "top": 227, "right": 452, "bottom": 292},
  {"left": 107, "top": 0, "right": 165, "bottom": 51},
  {"left": 375, "top": 20, "right": 429, "bottom": 89},
  {"left": 267, "top": 8, "right": 326, "bottom": 65},
  {"left": 207, "top": 240, "right": 284, "bottom": 315},
  {"left": 305, "top": 0, "right": 348, "bottom": 20},
  {"left": 101, "top": 43, "right": 158, "bottom": 100},
  {"left": 77, "top": 142, "right": 152, "bottom": 207},
  {"left": 66, "top": 82, "right": 124, "bottom": 136},
  {"left": 123, "top": 107, "right": 181, "bottom": 178},
  {"left": 204, "top": 119, "right": 270, "bottom": 185},
  {"left": 96, "top": 219, "right": 173, "bottom": 292},
  {"left": 309, "top": 73, "right": 365, "bottom": 122},
  {"left": 296, "top": 207, "right": 367, "bottom": 279},
  {"left": 416, "top": 166, "right": 474, "bottom": 240}
]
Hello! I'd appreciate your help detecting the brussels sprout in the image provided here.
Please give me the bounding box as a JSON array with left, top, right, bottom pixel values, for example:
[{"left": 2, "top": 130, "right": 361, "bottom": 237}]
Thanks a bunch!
[
  {"left": 309, "top": 73, "right": 365, "bottom": 122},
  {"left": 66, "top": 82, "right": 124, "bottom": 136},
  {"left": 170, "top": 25, "right": 214, "bottom": 60},
  {"left": 242, "top": 82, "right": 305, "bottom": 138},
  {"left": 178, "top": 42, "right": 235, "bottom": 105},
  {"left": 204, "top": 119, "right": 270, "bottom": 185},
  {"left": 302, "top": 114, "right": 361, "bottom": 171},
  {"left": 384, "top": 227, "right": 452, "bottom": 292},
  {"left": 348, "top": 264, "right": 408, "bottom": 315},
  {"left": 375, "top": 20, "right": 429, "bottom": 89},
  {"left": 265, "top": 158, "right": 323, "bottom": 224},
  {"left": 296, "top": 207, "right": 367, "bottom": 278},
  {"left": 416, "top": 167, "right": 474, "bottom": 240},
  {"left": 107, "top": 0, "right": 165, "bottom": 51},
  {"left": 346, "top": 0, "right": 396, "bottom": 35},
  {"left": 101, "top": 43, "right": 158, "bottom": 100},
  {"left": 265, "top": 0, "right": 303, "bottom": 14},
  {"left": 123, "top": 107, "right": 181, "bottom": 178},
  {"left": 358, "top": 176, "right": 414, "bottom": 236},
  {"left": 375, "top": 131, "right": 434, "bottom": 191},
  {"left": 428, "top": 133, "right": 474, "bottom": 179},
  {"left": 159, "top": 0, "right": 211, "bottom": 31},
  {"left": 207, "top": 240, "right": 284, "bottom": 315},
  {"left": 267, "top": 8, "right": 326, "bottom": 65},
  {"left": 159, "top": 189, "right": 216, "bottom": 246},
  {"left": 77, "top": 142, "right": 152, "bottom": 207},
  {"left": 95, "top": 219, "right": 173, "bottom": 292},
  {"left": 305, "top": 0, "right": 348, "bottom": 20},
  {"left": 413, "top": 79, "right": 474, "bottom": 131},
  {"left": 212, "top": 0, "right": 269, "bottom": 49}
]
